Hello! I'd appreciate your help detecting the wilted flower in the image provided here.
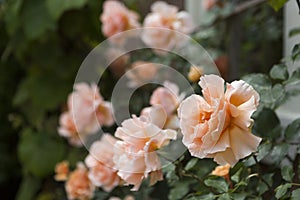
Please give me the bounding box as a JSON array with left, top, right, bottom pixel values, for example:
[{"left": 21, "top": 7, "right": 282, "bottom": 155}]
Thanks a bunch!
[
  {"left": 85, "top": 134, "right": 120, "bottom": 192},
  {"left": 113, "top": 114, "right": 177, "bottom": 191},
  {"left": 126, "top": 61, "right": 159, "bottom": 88},
  {"left": 100, "top": 0, "right": 140, "bottom": 44},
  {"left": 142, "top": 1, "right": 194, "bottom": 54},
  {"left": 65, "top": 163, "right": 95, "bottom": 200},
  {"left": 188, "top": 66, "right": 204, "bottom": 82},
  {"left": 54, "top": 161, "right": 69, "bottom": 181},
  {"left": 178, "top": 74, "right": 261, "bottom": 166}
]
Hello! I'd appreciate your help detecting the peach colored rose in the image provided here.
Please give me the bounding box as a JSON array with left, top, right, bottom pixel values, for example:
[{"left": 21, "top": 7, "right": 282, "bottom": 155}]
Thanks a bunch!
[
  {"left": 178, "top": 74, "right": 261, "bottom": 166},
  {"left": 211, "top": 163, "right": 231, "bottom": 177},
  {"left": 202, "top": 0, "right": 217, "bottom": 10},
  {"left": 58, "top": 111, "right": 83, "bottom": 147},
  {"left": 150, "top": 81, "right": 184, "bottom": 116},
  {"left": 85, "top": 134, "right": 120, "bottom": 192},
  {"left": 188, "top": 66, "right": 204, "bottom": 83},
  {"left": 100, "top": 0, "right": 140, "bottom": 43},
  {"left": 113, "top": 115, "right": 177, "bottom": 191},
  {"left": 54, "top": 161, "right": 69, "bottom": 181},
  {"left": 69, "top": 82, "right": 114, "bottom": 134},
  {"left": 142, "top": 1, "right": 194, "bottom": 54},
  {"left": 126, "top": 61, "right": 159, "bottom": 88},
  {"left": 65, "top": 163, "right": 95, "bottom": 200}
]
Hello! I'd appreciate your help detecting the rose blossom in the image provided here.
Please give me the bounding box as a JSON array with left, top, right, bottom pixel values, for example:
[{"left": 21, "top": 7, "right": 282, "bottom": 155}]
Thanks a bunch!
[
  {"left": 150, "top": 81, "right": 184, "bottom": 116},
  {"left": 100, "top": 0, "right": 140, "bottom": 43},
  {"left": 126, "top": 61, "right": 159, "bottom": 88},
  {"left": 58, "top": 111, "right": 83, "bottom": 147},
  {"left": 142, "top": 1, "right": 194, "bottom": 54},
  {"left": 85, "top": 134, "right": 120, "bottom": 192},
  {"left": 113, "top": 114, "right": 177, "bottom": 191},
  {"left": 54, "top": 161, "right": 69, "bottom": 181},
  {"left": 178, "top": 74, "right": 261, "bottom": 166},
  {"left": 140, "top": 81, "right": 184, "bottom": 129},
  {"left": 65, "top": 163, "right": 95, "bottom": 200},
  {"left": 69, "top": 83, "right": 114, "bottom": 134}
]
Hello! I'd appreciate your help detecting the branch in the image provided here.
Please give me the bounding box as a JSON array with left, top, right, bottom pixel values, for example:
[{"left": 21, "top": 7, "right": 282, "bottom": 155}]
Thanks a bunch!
[{"left": 192, "top": 0, "right": 268, "bottom": 33}]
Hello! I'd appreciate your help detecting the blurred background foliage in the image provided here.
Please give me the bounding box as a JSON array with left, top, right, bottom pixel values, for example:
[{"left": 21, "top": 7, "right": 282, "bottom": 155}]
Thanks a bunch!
[{"left": 0, "top": 0, "right": 287, "bottom": 199}]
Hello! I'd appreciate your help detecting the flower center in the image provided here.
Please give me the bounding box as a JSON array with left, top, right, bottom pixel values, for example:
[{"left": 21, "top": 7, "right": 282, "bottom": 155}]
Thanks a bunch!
[{"left": 199, "top": 111, "right": 212, "bottom": 123}]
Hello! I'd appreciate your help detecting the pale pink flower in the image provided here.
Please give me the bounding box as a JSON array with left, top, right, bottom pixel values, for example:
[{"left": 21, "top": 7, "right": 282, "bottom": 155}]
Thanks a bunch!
[
  {"left": 85, "top": 134, "right": 120, "bottom": 192},
  {"left": 126, "top": 61, "right": 159, "bottom": 88},
  {"left": 58, "top": 111, "right": 83, "bottom": 147},
  {"left": 100, "top": 0, "right": 140, "bottom": 43},
  {"left": 69, "top": 83, "right": 114, "bottom": 134},
  {"left": 202, "top": 0, "right": 217, "bottom": 10},
  {"left": 142, "top": 1, "right": 194, "bottom": 54},
  {"left": 150, "top": 81, "right": 184, "bottom": 116},
  {"left": 65, "top": 163, "right": 94, "bottom": 200},
  {"left": 178, "top": 74, "right": 261, "bottom": 166},
  {"left": 113, "top": 115, "right": 177, "bottom": 191}
]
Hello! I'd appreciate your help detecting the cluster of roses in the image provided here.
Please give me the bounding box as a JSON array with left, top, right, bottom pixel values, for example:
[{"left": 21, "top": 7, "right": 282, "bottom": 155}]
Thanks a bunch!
[
  {"left": 56, "top": 1, "right": 262, "bottom": 199},
  {"left": 57, "top": 74, "right": 261, "bottom": 200}
]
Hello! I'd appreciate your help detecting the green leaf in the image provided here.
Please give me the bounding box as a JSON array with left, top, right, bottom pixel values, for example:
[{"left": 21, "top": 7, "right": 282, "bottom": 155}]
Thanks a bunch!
[
  {"left": 268, "top": 0, "right": 288, "bottom": 11},
  {"left": 291, "top": 188, "right": 300, "bottom": 200},
  {"left": 231, "top": 167, "right": 242, "bottom": 183},
  {"left": 21, "top": 0, "right": 56, "bottom": 39},
  {"left": 281, "top": 165, "right": 294, "bottom": 182},
  {"left": 285, "top": 118, "right": 300, "bottom": 140},
  {"left": 204, "top": 177, "right": 229, "bottom": 193},
  {"left": 217, "top": 193, "right": 232, "bottom": 200},
  {"left": 231, "top": 193, "right": 246, "bottom": 200},
  {"left": 292, "top": 44, "right": 300, "bottom": 61},
  {"left": 242, "top": 74, "right": 272, "bottom": 92},
  {"left": 257, "top": 141, "right": 272, "bottom": 162},
  {"left": 4, "top": 0, "right": 23, "bottom": 35},
  {"left": 270, "top": 64, "right": 289, "bottom": 80},
  {"left": 253, "top": 107, "right": 281, "bottom": 139},
  {"left": 275, "top": 183, "right": 291, "bottom": 199},
  {"left": 18, "top": 129, "right": 65, "bottom": 178},
  {"left": 168, "top": 181, "right": 190, "bottom": 200},
  {"left": 15, "top": 175, "right": 41, "bottom": 200},
  {"left": 270, "top": 143, "right": 289, "bottom": 165},
  {"left": 185, "top": 158, "right": 198, "bottom": 171},
  {"left": 46, "top": 0, "right": 88, "bottom": 20},
  {"left": 187, "top": 193, "right": 215, "bottom": 200},
  {"left": 289, "top": 27, "right": 300, "bottom": 38},
  {"left": 284, "top": 69, "right": 300, "bottom": 86}
]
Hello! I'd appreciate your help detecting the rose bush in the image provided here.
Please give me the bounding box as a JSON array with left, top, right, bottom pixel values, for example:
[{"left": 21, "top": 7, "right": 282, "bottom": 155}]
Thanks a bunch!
[{"left": 2, "top": 0, "right": 300, "bottom": 200}]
